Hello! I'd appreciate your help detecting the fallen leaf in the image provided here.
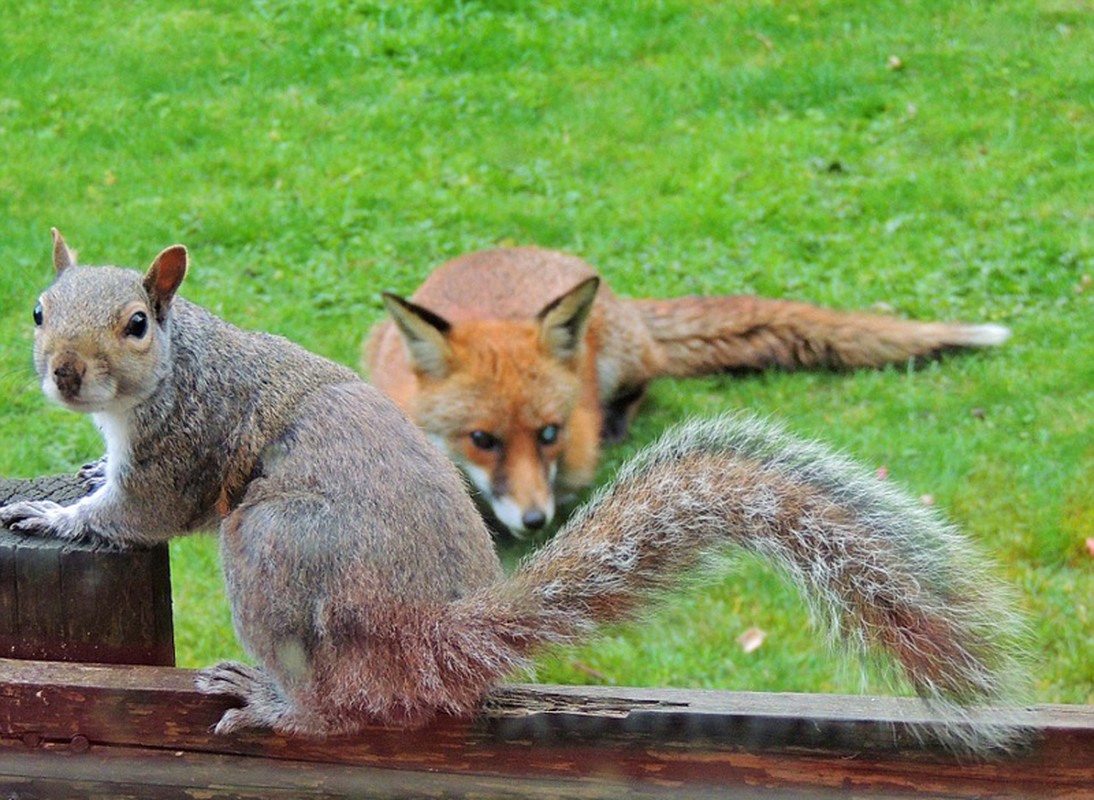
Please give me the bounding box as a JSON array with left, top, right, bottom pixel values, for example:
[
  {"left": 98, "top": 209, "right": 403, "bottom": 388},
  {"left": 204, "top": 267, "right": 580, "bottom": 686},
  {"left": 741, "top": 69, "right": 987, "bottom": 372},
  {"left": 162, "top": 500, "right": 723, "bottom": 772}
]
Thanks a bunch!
[
  {"left": 570, "top": 661, "right": 611, "bottom": 682},
  {"left": 750, "top": 30, "right": 774, "bottom": 51},
  {"left": 887, "top": 55, "right": 904, "bottom": 71},
  {"left": 737, "top": 626, "right": 766, "bottom": 654}
]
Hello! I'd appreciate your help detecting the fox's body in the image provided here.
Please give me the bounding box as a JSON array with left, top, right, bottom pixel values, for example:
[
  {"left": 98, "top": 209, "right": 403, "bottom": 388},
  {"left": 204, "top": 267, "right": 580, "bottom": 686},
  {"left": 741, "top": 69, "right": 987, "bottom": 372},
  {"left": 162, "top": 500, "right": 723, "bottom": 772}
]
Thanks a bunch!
[{"left": 366, "top": 247, "right": 1009, "bottom": 535}]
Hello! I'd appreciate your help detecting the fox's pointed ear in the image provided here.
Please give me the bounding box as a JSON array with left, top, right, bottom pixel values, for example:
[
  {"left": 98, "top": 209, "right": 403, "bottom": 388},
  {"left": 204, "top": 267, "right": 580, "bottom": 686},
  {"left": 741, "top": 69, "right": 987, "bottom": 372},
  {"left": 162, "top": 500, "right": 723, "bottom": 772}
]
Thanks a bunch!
[
  {"left": 51, "top": 228, "right": 77, "bottom": 273},
  {"left": 143, "top": 245, "right": 188, "bottom": 322},
  {"left": 537, "top": 276, "right": 599, "bottom": 361},
  {"left": 382, "top": 293, "right": 453, "bottom": 379}
]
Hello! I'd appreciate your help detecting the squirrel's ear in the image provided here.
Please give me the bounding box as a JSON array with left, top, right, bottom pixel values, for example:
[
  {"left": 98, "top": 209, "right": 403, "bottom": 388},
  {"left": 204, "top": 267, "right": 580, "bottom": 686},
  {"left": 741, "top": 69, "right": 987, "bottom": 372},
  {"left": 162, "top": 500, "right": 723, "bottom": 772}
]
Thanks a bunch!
[
  {"left": 144, "top": 245, "right": 188, "bottom": 322},
  {"left": 51, "top": 228, "right": 77, "bottom": 273},
  {"left": 382, "top": 293, "right": 453, "bottom": 380},
  {"left": 537, "top": 276, "right": 599, "bottom": 361}
]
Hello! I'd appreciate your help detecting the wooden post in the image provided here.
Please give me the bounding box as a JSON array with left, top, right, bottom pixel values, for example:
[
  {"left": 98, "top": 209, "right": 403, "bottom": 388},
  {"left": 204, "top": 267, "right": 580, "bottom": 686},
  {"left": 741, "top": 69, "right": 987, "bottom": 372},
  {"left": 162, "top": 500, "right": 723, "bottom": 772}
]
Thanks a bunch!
[{"left": 0, "top": 476, "right": 174, "bottom": 666}]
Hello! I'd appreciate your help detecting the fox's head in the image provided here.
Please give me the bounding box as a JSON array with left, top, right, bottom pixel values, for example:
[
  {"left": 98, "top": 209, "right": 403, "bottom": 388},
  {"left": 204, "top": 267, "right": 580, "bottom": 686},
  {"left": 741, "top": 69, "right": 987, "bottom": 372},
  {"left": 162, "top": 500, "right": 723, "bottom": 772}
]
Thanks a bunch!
[{"left": 382, "top": 277, "right": 600, "bottom": 537}]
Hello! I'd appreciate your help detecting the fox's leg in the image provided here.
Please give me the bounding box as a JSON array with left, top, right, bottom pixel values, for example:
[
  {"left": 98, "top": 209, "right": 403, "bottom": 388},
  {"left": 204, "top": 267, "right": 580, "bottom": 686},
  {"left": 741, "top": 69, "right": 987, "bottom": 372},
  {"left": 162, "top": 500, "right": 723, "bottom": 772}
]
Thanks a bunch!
[
  {"left": 600, "top": 382, "right": 648, "bottom": 443},
  {"left": 559, "top": 399, "right": 601, "bottom": 497}
]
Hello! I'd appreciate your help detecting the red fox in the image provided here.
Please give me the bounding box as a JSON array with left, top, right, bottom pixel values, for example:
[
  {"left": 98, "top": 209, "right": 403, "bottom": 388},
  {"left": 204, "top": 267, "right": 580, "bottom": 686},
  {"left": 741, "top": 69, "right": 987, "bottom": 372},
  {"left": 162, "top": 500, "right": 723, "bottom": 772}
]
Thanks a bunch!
[{"left": 365, "top": 247, "right": 1009, "bottom": 536}]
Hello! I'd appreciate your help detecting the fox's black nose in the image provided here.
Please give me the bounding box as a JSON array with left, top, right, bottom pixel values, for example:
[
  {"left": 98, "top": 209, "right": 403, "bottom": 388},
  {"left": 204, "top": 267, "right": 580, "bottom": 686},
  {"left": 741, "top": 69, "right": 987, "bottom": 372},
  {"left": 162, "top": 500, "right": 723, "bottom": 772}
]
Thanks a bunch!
[{"left": 522, "top": 508, "right": 548, "bottom": 531}]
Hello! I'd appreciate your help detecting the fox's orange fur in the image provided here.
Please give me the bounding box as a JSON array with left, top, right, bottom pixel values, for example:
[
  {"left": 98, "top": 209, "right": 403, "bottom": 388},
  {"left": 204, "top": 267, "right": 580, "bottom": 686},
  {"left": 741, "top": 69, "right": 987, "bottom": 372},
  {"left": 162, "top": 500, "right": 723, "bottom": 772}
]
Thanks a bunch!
[{"left": 365, "top": 247, "right": 1009, "bottom": 535}]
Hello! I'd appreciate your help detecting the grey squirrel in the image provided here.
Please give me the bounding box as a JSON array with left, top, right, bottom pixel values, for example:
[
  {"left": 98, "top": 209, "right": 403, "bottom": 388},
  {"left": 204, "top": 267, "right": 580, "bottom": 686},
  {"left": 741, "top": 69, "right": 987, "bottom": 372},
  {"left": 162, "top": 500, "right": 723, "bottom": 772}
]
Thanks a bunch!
[{"left": 0, "top": 230, "right": 1025, "bottom": 752}]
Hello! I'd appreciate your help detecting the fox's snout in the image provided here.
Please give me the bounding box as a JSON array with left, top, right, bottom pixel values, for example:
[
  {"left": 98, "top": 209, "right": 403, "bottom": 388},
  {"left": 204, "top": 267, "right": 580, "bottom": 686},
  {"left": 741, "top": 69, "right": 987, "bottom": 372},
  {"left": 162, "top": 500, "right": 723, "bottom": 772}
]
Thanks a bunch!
[
  {"left": 458, "top": 453, "right": 557, "bottom": 538},
  {"left": 519, "top": 507, "right": 548, "bottom": 531},
  {"left": 485, "top": 491, "right": 556, "bottom": 538}
]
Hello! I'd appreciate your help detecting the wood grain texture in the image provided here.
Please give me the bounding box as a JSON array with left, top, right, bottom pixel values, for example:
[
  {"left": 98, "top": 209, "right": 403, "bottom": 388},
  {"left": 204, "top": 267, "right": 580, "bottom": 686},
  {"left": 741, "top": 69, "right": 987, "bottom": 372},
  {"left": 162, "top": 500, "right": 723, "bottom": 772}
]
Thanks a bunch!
[
  {"left": 1, "top": 660, "right": 1091, "bottom": 799},
  {"left": 0, "top": 474, "right": 91, "bottom": 507}
]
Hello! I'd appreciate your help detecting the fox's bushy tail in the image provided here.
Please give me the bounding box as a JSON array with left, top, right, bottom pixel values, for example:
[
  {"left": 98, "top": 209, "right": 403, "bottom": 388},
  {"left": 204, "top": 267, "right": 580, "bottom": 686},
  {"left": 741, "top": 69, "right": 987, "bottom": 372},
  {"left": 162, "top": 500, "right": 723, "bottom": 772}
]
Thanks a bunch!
[
  {"left": 450, "top": 414, "right": 1026, "bottom": 751},
  {"left": 628, "top": 296, "right": 1009, "bottom": 374}
]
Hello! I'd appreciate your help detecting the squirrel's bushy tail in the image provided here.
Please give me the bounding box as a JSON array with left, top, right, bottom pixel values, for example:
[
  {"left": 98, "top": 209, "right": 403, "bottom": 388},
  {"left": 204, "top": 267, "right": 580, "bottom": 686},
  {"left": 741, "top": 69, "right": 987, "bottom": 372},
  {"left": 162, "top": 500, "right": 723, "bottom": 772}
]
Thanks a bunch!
[
  {"left": 629, "top": 295, "right": 1009, "bottom": 373},
  {"left": 453, "top": 414, "right": 1027, "bottom": 751}
]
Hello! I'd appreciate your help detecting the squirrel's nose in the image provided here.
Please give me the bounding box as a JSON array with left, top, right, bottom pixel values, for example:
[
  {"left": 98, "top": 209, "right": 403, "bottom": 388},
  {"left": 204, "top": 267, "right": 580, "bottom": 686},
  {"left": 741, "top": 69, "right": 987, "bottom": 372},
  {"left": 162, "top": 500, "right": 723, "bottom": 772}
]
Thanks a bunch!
[
  {"left": 521, "top": 508, "right": 548, "bottom": 531},
  {"left": 53, "top": 357, "right": 86, "bottom": 398}
]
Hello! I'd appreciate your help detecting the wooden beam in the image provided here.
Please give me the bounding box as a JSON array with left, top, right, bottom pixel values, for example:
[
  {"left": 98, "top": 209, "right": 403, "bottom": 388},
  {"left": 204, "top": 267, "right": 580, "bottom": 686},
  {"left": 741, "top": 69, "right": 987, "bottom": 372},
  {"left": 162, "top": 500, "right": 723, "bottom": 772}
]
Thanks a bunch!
[
  {"left": 1, "top": 659, "right": 1091, "bottom": 798},
  {"left": 0, "top": 476, "right": 174, "bottom": 666}
]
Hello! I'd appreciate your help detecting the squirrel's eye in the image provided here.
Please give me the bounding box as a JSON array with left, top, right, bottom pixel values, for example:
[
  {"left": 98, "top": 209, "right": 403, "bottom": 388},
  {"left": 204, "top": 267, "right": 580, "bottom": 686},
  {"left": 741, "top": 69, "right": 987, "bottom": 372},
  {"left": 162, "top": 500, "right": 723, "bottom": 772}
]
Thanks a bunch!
[
  {"left": 538, "top": 424, "right": 561, "bottom": 446},
  {"left": 124, "top": 311, "right": 149, "bottom": 339},
  {"left": 470, "top": 430, "right": 500, "bottom": 451},
  {"left": 33, "top": 301, "right": 43, "bottom": 327}
]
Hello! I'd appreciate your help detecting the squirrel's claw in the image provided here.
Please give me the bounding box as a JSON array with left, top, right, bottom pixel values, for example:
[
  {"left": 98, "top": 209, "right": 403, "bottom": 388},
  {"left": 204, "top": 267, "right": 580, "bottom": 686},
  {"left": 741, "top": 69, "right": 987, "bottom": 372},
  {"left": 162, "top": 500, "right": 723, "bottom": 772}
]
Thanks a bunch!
[
  {"left": 196, "top": 661, "right": 297, "bottom": 734},
  {"left": 78, "top": 457, "right": 108, "bottom": 491},
  {"left": 0, "top": 500, "right": 117, "bottom": 549},
  {"left": 209, "top": 706, "right": 252, "bottom": 735},
  {"left": 195, "top": 661, "right": 265, "bottom": 697}
]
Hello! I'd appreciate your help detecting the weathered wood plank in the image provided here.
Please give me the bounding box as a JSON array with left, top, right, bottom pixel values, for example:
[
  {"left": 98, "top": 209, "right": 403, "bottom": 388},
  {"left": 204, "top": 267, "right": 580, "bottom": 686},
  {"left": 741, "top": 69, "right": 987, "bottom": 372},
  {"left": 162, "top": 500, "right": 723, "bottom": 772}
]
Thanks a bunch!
[
  {"left": 0, "top": 475, "right": 175, "bottom": 666},
  {"left": 1, "top": 660, "right": 1091, "bottom": 798},
  {"left": 0, "top": 738, "right": 740, "bottom": 800},
  {"left": 0, "top": 534, "right": 16, "bottom": 649},
  {"left": 13, "top": 534, "right": 64, "bottom": 657}
]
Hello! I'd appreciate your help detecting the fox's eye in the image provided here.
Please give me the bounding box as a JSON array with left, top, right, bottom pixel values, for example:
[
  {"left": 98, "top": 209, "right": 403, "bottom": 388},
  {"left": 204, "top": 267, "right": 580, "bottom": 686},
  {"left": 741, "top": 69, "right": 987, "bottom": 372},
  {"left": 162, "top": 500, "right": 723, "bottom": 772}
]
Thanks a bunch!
[
  {"left": 124, "top": 311, "right": 149, "bottom": 339},
  {"left": 538, "top": 424, "right": 561, "bottom": 446},
  {"left": 470, "top": 430, "right": 500, "bottom": 451},
  {"left": 33, "top": 301, "right": 43, "bottom": 327}
]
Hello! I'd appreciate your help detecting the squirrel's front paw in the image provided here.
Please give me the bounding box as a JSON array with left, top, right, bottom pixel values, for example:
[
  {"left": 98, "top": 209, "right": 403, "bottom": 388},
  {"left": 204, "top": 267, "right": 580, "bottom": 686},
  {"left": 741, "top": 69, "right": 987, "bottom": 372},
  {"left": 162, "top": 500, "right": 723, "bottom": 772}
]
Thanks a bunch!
[
  {"left": 0, "top": 500, "right": 120, "bottom": 547},
  {"left": 78, "top": 457, "right": 109, "bottom": 491},
  {"left": 0, "top": 500, "right": 68, "bottom": 536}
]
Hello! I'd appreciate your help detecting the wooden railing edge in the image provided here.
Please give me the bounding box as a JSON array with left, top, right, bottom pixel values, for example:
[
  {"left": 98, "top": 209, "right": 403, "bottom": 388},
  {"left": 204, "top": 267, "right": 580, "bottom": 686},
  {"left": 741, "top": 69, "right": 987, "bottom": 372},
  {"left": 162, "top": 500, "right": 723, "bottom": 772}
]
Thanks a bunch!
[{"left": 1, "top": 658, "right": 1091, "bottom": 799}]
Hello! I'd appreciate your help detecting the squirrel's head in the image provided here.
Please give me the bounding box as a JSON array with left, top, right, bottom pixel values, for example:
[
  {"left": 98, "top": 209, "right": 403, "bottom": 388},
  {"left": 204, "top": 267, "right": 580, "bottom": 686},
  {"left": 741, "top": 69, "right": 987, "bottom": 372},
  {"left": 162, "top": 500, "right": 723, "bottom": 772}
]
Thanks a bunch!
[{"left": 31, "top": 228, "right": 188, "bottom": 415}]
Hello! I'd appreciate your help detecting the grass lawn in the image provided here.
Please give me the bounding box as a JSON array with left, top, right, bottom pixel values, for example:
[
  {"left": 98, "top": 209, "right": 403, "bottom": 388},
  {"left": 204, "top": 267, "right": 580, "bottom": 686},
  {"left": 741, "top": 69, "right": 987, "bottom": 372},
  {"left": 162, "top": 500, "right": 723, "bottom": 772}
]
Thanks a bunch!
[{"left": 0, "top": 1, "right": 1090, "bottom": 705}]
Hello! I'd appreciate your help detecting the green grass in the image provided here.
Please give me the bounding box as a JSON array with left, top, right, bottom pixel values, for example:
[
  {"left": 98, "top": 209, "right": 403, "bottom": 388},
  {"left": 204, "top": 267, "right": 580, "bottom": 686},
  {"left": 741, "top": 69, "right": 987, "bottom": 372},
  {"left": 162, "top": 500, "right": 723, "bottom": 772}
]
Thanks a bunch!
[{"left": 1, "top": 0, "right": 1091, "bottom": 704}]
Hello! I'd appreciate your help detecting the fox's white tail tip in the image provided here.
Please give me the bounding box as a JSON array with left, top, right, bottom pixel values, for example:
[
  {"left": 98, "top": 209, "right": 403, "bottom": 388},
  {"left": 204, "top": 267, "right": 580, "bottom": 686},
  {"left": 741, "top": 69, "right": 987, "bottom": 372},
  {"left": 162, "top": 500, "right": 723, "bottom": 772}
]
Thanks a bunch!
[{"left": 961, "top": 323, "right": 1011, "bottom": 347}]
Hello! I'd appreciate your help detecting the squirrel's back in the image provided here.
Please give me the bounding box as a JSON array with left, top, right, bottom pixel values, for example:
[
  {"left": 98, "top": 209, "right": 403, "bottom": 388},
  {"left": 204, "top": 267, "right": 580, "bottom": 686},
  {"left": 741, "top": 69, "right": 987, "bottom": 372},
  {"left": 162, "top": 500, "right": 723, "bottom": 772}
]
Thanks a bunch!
[{"left": 161, "top": 296, "right": 357, "bottom": 441}]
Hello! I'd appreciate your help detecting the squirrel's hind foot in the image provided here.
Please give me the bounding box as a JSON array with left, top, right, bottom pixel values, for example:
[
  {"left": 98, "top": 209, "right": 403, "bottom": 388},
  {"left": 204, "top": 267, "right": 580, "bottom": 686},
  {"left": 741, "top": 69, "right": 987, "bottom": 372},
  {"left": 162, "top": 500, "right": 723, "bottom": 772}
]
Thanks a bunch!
[{"left": 196, "top": 661, "right": 297, "bottom": 735}]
